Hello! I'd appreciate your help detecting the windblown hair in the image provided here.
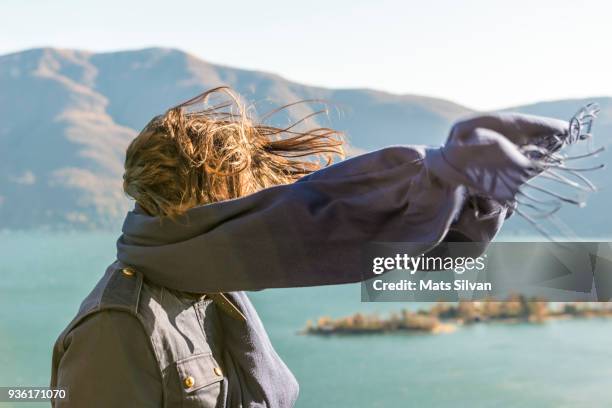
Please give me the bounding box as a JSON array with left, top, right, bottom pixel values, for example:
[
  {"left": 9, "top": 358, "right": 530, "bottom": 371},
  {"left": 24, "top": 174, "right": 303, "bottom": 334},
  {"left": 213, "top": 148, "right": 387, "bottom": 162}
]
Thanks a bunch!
[{"left": 123, "top": 87, "right": 345, "bottom": 217}]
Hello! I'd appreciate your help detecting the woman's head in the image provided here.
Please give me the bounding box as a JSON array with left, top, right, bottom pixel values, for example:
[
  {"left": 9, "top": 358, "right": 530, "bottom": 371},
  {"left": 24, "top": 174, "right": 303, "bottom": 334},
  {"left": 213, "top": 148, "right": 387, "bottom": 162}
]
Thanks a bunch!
[{"left": 123, "top": 87, "right": 344, "bottom": 217}]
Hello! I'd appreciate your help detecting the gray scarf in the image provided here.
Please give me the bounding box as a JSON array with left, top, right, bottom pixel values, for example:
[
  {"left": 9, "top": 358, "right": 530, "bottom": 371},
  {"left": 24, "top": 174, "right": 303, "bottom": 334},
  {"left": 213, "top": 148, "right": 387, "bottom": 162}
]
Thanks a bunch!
[{"left": 117, "top": 112, "right": 583, "bottom": 406}]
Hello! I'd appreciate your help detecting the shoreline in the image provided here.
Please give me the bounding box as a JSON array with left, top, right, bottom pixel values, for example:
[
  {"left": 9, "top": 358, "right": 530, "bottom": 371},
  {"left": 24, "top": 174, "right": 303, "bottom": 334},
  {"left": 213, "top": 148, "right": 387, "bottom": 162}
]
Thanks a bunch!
[{"left": 302, "top": 299, "right": 612, "bottom": 336}]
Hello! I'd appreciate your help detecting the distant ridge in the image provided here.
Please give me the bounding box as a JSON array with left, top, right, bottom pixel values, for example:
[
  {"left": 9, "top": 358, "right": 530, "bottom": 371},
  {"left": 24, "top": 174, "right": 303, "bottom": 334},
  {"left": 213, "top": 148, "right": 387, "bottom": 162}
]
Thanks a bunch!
[{"left": 1, "top": 47, "right": 610, "bottom": 236}]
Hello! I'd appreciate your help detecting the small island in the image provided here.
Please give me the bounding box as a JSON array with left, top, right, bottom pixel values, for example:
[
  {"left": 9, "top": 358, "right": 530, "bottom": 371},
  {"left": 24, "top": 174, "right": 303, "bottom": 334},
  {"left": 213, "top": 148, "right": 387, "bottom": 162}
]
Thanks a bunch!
[{"left": 302, "top": 297, "right": 612, "bottom": 336}]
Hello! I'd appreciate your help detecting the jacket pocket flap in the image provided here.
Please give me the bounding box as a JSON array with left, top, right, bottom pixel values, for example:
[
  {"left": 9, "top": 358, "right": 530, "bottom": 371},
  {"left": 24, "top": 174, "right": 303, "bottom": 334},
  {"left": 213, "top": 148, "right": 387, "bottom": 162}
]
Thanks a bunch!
[{"left": 175, "top": 353, "right": 223, "bottom": 393}]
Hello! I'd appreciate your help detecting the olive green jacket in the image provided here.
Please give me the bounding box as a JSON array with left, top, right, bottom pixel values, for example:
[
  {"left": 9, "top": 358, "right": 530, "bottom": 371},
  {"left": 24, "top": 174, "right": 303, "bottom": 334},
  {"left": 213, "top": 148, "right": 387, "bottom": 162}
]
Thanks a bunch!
[{"left": 51, "top": 261, "right": 230, "bottom": 407}]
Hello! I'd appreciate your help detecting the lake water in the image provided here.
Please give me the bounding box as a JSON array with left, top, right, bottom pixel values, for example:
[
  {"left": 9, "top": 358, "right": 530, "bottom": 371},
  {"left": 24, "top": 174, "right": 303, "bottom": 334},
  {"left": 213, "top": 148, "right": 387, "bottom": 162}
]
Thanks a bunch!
[{"left": 1, "top": 231, "right": 611, "bottom": 407}]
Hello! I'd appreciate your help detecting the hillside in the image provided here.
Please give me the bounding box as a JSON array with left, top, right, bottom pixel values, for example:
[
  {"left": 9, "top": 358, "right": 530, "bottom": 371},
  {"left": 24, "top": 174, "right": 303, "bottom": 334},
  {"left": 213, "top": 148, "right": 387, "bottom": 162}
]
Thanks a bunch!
[{"left": 0, "top": 47, "right": 610, "bottom": 236}]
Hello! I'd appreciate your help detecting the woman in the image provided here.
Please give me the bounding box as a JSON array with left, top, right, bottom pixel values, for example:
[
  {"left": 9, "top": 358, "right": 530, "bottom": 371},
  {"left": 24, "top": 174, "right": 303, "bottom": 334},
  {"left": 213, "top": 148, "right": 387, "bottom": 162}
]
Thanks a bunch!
[{"left": 50, "top": 87, "right": 579, "bottom": 407}]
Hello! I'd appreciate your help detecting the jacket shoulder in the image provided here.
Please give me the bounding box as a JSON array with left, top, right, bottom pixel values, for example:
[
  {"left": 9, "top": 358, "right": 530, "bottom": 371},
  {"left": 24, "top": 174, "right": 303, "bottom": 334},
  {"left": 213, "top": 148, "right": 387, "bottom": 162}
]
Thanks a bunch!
[
  {"left": 80, "top": 260, "right": 143, "bottom": 315},
  {"left": 55, "top": 261, "right": 144, "bottom": 350}
]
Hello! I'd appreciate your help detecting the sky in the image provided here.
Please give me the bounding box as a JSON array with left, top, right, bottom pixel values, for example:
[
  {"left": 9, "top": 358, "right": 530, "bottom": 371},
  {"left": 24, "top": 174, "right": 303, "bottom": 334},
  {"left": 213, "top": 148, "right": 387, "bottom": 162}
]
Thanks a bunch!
[{"left": 3, "top": 0, "right": 612, "bottom": 110}]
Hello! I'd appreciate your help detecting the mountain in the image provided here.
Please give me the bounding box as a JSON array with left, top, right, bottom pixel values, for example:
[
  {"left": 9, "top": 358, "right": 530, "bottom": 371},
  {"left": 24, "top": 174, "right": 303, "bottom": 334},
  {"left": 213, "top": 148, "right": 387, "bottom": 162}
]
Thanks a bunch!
[{"left": 1, "top": 47, "right": 610, "bottom": 236}]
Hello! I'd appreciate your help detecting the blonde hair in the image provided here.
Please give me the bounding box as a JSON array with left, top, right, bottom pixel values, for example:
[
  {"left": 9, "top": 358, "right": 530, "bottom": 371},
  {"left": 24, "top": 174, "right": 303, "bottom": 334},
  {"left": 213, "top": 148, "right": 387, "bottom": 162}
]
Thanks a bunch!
[{"left": 123, "top": 87, "right": 345, "bottom": 217}]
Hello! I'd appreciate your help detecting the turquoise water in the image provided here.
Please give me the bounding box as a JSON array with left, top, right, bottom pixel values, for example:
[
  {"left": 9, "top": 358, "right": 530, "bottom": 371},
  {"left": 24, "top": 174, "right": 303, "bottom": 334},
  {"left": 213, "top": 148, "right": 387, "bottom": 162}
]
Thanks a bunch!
[{"left": 1, "top": 231, "right": 612, "bottom": 407}]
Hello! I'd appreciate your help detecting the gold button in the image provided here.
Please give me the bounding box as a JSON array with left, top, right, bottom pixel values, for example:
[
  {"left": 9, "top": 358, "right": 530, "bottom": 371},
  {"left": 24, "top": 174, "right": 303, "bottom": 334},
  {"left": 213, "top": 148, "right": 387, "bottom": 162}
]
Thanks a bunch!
[
  {"left": 121, "top": 267, "right": 135, "bottom": 277},
  {"left": 213, "top": 367, "right": 223, "bottom": 377},
  {"left": 183, "top": 375, "right": 195, "bottom": 388}
]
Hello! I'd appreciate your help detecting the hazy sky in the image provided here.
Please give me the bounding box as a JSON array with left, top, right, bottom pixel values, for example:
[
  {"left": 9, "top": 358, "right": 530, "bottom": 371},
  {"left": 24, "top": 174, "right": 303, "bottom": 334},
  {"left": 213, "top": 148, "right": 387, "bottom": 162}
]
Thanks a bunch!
[{"left": 3, "top": 0, "right": 611, "bottom": 110}]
